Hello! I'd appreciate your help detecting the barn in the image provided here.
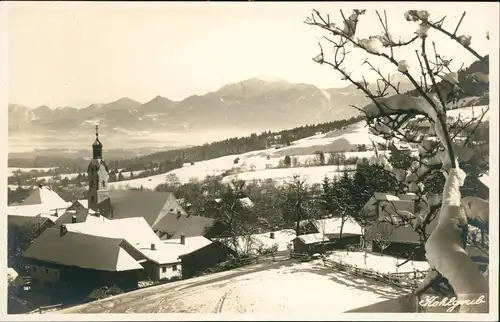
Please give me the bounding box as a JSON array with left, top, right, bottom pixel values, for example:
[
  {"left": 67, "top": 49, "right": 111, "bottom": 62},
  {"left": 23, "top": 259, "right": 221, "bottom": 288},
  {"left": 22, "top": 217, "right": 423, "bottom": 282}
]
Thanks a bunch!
[{"left": 178, "top": 240, "right": 237, "bottom": 279}]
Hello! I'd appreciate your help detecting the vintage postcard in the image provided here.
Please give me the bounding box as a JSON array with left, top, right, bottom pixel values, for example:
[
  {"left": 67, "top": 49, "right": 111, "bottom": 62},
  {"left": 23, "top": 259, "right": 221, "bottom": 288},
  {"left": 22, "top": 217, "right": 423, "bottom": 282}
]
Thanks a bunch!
[{"left": 1, "top": 1, "right": 498, "bottom": 320}]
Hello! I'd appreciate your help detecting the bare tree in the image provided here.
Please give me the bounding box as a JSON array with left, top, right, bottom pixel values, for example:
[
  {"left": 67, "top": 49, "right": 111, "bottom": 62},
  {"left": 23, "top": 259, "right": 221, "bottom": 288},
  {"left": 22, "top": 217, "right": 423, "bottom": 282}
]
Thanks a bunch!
[
  {"left": 306, "top": 9, "right": 489, "bottom": 312},
  {"left": 283, "top": 175, "right": 318, "bottom": 236},
  {"left": 373, "top": 222, "right": 393, "bottom": 256}
]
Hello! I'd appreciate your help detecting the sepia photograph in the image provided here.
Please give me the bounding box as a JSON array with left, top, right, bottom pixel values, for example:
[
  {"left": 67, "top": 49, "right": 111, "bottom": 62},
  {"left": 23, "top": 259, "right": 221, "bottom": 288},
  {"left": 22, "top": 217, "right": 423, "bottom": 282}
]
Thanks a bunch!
[{"left": 1, "top": 1, "right": 498, "bottom": 320}]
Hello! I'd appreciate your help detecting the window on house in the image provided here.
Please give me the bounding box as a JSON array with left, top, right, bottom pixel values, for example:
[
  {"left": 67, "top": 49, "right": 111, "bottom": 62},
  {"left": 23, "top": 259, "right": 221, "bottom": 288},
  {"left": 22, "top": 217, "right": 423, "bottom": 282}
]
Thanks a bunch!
[
  {"left": 45, "top": 268, "right": 49, "bottom": 274},
  {"left": 172, "top": 265, "right": 177, "bottom": 271},
  {"left": 102, "top": 180, "right": 106, "bottom": 188},
  {"left": 162, "top": 267, "right": 167, "bottom": 273}
]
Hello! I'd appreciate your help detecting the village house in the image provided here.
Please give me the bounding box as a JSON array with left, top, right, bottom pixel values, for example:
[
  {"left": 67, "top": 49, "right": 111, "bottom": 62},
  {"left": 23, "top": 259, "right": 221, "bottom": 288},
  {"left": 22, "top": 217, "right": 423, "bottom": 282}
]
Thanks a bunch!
[
  {"left": 113, "top": 234, "right": 237, "bottom": 282},
  {"left": 294, "top": 217, "right": 363, "bottom": 254},
  {"left": 129, "top": 236, "right": 216, "bottom": 282},
  {"left": 57, "top": 217, "right": 232, "bottom": 283},
  {"left": 361, "top": 192, "right": 435, "bottom": 260},
  {"left": 179, "top": 240, "right": 237, "bottom": 279},
  {"left": 22, "top": 226, "right": 144, "bottom": 305},
  {"left": 7, "top": 185, "right": 72, "bottom": 229},
  {"left": 292, "top": 233, "right": 335, "bottom": 255},
  {"left": 217, "top": 229, "right": 296, "bottom": 256}
]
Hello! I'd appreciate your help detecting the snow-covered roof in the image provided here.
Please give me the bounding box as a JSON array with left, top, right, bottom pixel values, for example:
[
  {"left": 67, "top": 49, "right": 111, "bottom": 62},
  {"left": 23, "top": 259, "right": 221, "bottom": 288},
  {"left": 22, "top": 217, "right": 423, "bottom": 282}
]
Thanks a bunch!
[
  {"left": 7, "top": 204, "right": 55, "bottom": 218},
  {"left": 134, "top": 236, "right": 213, "bottom": 265},
  {"left": 398, "top": 193, "right": 418, "bottom": 201},
  {"left": 312, "top": 218, "right": 363, "bottom": 236},
  {"left": 64, "top": 217, "right": 160, "bottom": 246},
  {"left": 296, "top": 233, "right": 329, "bottom": 245},
  {"left": 23, "top": 229, "right": 143, "bottom": 272},
  {"left": 373, "top": 193, "right": 400, "bottom": 201},
  {"left": 479, "top": 174, "right": 490, "bottom": 189},
  {"left": 360, "top": 193, "right": 415, "bottom": 221},
  {"left": 76, "top": 199, "right": 88, "bottom": 208},
  {"left": 19, "top": 185, "right": 70, "bottom": 210}
]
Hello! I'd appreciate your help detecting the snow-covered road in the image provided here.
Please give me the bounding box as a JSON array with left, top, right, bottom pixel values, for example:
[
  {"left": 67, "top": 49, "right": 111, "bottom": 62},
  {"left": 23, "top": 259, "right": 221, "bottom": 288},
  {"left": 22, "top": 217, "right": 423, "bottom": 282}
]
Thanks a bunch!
[{"left": 56, "top": 258, "right": 411, "bottom": 314}]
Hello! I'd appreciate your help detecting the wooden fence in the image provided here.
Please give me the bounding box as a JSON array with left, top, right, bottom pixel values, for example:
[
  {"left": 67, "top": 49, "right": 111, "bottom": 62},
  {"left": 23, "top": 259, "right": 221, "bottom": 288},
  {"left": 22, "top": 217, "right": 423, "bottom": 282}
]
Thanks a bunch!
[
  {"left": 321, "top": 257, "right": 426, "bottom": 289},
  {"left": 29, "top": 303, "right": 63, "bottom": 314}
]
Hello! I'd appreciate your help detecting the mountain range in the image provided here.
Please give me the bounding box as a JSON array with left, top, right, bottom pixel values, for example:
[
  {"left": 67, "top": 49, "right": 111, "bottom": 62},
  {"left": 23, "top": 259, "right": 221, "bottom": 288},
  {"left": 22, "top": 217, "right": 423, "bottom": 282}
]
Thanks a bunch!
[{"left": 9, "top": 75, "right": 415, "bottom": 137}]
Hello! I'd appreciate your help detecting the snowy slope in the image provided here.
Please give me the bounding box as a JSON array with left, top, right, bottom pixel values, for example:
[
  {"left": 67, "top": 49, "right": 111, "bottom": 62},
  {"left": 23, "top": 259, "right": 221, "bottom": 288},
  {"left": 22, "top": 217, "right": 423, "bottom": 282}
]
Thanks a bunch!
[
  {"left": 56, "top": 257, "right": 410, "bottom": 314},
  {"left": 108, "top": 121, "right": 383, "bottom": 189}
]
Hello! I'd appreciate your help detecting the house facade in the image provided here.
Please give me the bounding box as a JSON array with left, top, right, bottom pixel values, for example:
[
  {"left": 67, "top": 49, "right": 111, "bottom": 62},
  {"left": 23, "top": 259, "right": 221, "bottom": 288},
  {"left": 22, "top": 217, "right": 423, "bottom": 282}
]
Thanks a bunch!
[
  {"left": 27, "top": 259, "right": 140, "bottom": 305},
  {"left": 362, "top": 192, "right": 440, "bottom": 260},
  {"left": 23, "top": 227, "right": 143, "bottom": 305},
  {"left": 179, "top": 241, "right": 237, "bottom": 279},
  {"left": 297, "top": 217, "right": 363, "bottom": 252}
]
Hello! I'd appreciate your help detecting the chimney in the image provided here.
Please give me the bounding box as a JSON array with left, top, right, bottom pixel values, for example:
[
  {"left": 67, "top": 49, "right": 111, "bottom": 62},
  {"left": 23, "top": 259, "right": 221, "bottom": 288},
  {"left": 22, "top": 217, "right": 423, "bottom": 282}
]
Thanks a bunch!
[
  {"left": 71, "top": 215, "right": 77, "bottom": 223},
  {"left": 151, "top": 243, "right": 156, "bottom": 251},
  {"left": 180, "top": 235, "right": 185, "bottom": 245},
  {"left": 270, "top": 232, "right": 275, "bottom": 239},
  {"left": 60, "top": 225, "right": 67, "bottom": 237}
]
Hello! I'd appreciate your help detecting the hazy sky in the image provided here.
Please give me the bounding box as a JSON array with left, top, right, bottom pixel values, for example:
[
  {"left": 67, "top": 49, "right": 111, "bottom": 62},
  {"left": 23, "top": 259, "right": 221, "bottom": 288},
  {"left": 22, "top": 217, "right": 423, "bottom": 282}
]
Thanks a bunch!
[{"left": 6, "top": 2, "right": 496, "bottom": 108}]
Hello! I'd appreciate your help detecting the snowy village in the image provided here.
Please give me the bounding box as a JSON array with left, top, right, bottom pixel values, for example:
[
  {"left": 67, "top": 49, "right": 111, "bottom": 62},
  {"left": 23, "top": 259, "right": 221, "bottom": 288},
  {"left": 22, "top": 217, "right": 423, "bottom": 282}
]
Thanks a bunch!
[{"left": 5, "top": 4, "right": 494, "bottom": 317}]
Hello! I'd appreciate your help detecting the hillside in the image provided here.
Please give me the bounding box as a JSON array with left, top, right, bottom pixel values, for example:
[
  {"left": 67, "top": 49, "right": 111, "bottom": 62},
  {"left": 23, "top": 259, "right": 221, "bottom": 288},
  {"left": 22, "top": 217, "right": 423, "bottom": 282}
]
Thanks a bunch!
[{"left": 108, "top": 120, "right": 389, "bottom": 189}]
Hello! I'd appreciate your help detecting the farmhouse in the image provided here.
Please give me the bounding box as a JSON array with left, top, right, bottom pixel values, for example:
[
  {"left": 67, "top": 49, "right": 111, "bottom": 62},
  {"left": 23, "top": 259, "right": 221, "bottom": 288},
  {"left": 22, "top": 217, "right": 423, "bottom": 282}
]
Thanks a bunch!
[
  {"left": 217, "top": 229, "right": 296, "bottom": 255},
  {"left": 22, "top": 227, "right": 143, "bottom": 305},
  {"left": 179, "top": 240, "right": 237, "bottom": 279},
  {"left": 292, "top": 233, "right": 335, "bottom": 255},
  {"left": 299, "top": 217, "right": 363, "bottom": 248},
  {"left": 130, "top": 236, "right": 232, "bottom": 282},
  {"left": 362, "top": 192, "right": 438, "bottom": 260},
  {"left": 7, "top": 185, "right": 71, "bottom": 228}
]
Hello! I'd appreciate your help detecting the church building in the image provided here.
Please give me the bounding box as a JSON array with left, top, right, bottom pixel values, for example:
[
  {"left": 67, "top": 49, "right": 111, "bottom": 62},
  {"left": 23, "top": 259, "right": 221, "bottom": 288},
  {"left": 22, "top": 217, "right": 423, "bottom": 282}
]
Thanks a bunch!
[{"left": 84, "top": 126, "right": 217, "bottom": 239}]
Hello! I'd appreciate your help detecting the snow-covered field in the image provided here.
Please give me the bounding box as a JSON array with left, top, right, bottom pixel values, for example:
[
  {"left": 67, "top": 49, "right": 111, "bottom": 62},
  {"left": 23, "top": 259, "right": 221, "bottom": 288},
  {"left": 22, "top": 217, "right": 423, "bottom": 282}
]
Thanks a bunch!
[
  {"left": 108, "top": 121, "right": 385, "bottom": 189},
  {"left": 271, "top": 122, "right": 387, "bottom": 157},
  {"left": 57, "top": 257, "right": 410, "bottom": 314},
  {"left": 447, "top": 105, "right": 490, "bottom": 122},
  {"left": 222, "top": 164, "right": 357, "bottom": 185}
]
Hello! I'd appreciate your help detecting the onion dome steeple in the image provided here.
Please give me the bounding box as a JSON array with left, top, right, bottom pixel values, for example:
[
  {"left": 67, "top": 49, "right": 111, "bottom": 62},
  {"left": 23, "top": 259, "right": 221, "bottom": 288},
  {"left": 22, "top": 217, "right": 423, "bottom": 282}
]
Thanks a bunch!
[{"left": 92, "top": 124, "right": 103, "bottom": 159}]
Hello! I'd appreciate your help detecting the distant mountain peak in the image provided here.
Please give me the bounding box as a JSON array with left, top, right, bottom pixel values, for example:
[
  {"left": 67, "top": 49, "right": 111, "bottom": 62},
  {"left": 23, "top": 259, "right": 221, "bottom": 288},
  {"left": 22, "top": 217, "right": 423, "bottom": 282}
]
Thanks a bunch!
[
  {"left": 149, "top": 95, "right": 171, "bottom": 102},
  {"left": 111, "top": 97, "right": 141, "bottom": 104},
  {"left": 102, "top": 97, "right": 142, "bottom": 110}
]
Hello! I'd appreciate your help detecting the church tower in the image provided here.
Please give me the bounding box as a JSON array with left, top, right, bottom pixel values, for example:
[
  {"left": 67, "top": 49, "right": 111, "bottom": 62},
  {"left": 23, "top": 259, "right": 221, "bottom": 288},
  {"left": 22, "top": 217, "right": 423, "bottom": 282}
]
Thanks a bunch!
[{"left": 87, "top": 125, "right": 110, "bottom": 212}]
